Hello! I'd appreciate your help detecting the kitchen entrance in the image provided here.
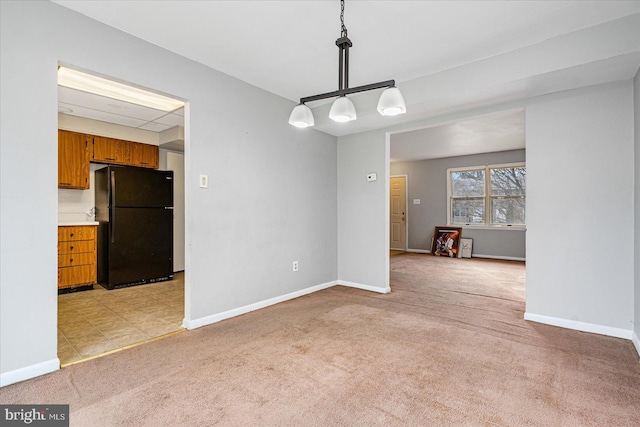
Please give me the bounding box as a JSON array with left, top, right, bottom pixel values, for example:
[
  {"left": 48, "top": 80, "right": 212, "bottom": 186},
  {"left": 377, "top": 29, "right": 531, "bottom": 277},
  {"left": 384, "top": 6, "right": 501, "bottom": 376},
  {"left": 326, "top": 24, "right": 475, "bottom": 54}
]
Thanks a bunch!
[{"left": 57, "top": 66, "right": 187, "bottom": 365}]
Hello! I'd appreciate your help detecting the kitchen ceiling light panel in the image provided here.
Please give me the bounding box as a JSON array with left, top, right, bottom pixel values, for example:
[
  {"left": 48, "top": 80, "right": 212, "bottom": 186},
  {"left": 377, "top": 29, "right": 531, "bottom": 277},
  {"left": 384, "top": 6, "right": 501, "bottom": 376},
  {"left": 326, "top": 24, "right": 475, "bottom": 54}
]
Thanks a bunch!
[{"left": 58, "top": 67, "right": 184, "bottom": 112}]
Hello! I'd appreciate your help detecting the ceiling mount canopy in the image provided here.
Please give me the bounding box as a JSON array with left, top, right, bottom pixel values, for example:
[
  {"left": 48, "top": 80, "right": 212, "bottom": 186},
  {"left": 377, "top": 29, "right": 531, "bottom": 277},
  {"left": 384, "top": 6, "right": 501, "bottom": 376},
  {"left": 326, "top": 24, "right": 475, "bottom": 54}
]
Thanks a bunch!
[{"left": 289, "top": 0, "right": 406, "bottom": 128}]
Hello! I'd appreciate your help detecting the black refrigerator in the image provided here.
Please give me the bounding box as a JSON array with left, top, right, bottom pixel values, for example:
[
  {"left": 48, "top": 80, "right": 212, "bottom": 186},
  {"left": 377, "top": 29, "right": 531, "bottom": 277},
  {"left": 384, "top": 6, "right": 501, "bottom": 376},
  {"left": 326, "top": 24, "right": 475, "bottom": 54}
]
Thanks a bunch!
[{"left": 95, "top": 165, "right": 174, "bottom": 289}]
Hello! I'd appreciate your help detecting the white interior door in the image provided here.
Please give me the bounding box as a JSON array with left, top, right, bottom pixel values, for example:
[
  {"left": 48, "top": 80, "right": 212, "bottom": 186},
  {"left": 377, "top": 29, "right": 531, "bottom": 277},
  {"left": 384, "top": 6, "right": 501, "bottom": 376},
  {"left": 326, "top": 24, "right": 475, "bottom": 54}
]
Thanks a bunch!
[
  {"left": 166, "top": 152, "right": 185, "bottom": 272},
  {"left": 390, "top": 176, "right": 407, "bottom": 250}
]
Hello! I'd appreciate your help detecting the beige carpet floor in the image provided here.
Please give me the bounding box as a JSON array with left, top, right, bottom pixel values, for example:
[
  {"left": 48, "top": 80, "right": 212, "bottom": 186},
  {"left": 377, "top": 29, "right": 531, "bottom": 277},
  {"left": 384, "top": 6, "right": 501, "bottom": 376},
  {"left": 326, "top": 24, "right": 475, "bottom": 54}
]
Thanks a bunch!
[{"left": 2, "top": 254, "right": 639, "bottom": 426}]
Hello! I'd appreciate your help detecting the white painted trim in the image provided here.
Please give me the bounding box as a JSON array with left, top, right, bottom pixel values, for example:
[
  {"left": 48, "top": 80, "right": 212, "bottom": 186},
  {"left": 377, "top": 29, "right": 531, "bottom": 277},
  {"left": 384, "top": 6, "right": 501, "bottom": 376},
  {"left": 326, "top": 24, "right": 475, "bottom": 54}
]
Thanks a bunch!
[
  {"left": 385, "top": 132, "right": 391, "bottom": 290},
  {"left": 183, "top": 280, "right": 338, "bottom": 330},
  {"left": 1, "top": 358, "right": 59, "bottom": 387},
  {"left": 406, "top": 249, "right": 431, "bottom": 254},
  {"left": 338, "top": 280, "right": 391, "bottom": 294},
  {"left": 473, "top": 254, "right": 525, "bottom": 261},
  {"left": 633, "top": 331, "right": 640, "bottom": 358},
  {"left": 524, "top": 312, "right": 633, "bottom": 340},
  {"left": 461, "top": 225, "right": 526, "bottom": 231}
]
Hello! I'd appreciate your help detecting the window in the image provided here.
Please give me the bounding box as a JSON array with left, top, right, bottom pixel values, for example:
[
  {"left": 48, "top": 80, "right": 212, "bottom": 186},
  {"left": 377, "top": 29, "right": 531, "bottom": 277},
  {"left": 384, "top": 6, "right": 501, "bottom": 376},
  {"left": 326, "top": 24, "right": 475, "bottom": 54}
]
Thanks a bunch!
[{"left": 448, "top": 163, "right": 525, "bottom": 226}]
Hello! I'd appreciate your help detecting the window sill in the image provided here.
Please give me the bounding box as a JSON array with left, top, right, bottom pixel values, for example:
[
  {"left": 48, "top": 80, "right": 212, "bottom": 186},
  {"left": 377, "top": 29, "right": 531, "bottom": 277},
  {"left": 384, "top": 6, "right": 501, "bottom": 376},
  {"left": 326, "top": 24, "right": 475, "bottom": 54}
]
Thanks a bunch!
[{"left": 454, "top": 225, "right": 526, "bottom": 231}]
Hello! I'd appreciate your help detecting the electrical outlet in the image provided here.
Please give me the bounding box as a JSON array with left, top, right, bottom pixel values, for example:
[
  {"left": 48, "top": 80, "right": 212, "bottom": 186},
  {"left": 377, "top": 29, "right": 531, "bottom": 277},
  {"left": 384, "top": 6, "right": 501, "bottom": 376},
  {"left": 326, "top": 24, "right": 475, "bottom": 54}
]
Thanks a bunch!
[
  {"left": 199, "top": 174, "right": 208, "bottom": 188},
  {"left": 292, "top": 261, "right": 299, "bottom": 272}
]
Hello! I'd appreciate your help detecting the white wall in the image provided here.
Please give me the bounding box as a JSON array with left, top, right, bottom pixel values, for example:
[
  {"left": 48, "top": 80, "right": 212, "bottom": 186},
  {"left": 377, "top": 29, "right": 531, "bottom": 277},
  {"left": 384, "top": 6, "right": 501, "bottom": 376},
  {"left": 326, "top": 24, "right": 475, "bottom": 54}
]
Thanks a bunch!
[
  {"left": 634, "top": 68, "right": 640, "bottom": 352},
  {"left": 1, "top": 1, "right": 337, "bottom": 385},
  {"left": 525, "top": 82, "right": 634, "bottom": 336}
]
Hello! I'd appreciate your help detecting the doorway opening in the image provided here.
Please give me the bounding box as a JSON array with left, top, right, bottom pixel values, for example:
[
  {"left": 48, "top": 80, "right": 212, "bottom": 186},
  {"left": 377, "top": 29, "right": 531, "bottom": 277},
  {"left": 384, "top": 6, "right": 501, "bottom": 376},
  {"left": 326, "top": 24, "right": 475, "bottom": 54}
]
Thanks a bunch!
[
  {"left": 386, "top": 109, "right": 526, "bottom": 285},
  {"left": 56, "top": 65, "right": 188, "bottom": 366}
]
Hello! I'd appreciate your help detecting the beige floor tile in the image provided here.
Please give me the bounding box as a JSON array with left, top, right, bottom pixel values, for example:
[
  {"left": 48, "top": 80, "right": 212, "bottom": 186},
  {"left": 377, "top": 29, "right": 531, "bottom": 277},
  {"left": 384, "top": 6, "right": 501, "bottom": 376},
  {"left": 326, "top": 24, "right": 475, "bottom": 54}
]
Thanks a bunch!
[
  {"left": 58, "top": 274, "right": 184, "bottom": 363},
  {"left": 69, "top": 331, "right": 118, "bottom": 357},
  {"left": 108, "top": 330, "right": 151, "bottom": 348},
  {"left": 59, "top": 322, "right": 101, "bottom": 339},
  {"left": 58, "top": 345, "right": 82, "bottom": 365},
  {"left": 91, "top": 317, "right": 130, "bottom": 332},
  {"left": 134, "top": 319, "right": 180, "bottom": 337}
]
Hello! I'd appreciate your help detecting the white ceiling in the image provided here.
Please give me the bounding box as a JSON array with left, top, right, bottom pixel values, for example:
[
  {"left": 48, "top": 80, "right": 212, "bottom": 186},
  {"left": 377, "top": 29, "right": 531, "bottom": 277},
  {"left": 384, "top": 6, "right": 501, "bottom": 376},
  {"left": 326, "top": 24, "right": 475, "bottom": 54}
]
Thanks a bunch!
[
  {"left": 53, "top": 0, "right": 640, "bottom": 160},
  {"left": 391, "top": 109, "right": 525, "bottom": 162},
  {"left": 58, "top": 86, "right": 184, "bottom": 132}
]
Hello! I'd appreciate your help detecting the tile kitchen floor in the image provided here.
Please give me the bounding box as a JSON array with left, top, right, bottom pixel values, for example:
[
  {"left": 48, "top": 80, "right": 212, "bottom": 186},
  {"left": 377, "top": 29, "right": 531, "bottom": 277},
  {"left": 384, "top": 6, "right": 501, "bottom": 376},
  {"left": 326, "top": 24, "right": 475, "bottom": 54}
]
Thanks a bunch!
[{"left": 58, "top": 272, "right": 184, "bottom": 366}]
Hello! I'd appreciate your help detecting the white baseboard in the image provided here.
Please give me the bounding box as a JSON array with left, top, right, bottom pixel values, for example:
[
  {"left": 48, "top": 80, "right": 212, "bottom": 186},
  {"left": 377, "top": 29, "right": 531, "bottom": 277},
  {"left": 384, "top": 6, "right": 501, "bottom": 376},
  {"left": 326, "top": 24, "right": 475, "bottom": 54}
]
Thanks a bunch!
[
  {"left": 473, "top": 254, "right": 525, "bottom": 261},
  {"left": 184, "top": 280, "right": 338, "bottom": 330},
  {"left": 633, "top": 331, "right": 640, "bottom": 358},
  {"left": 405, "top": 249, "right": 430, "bottom": 254},
  {"left": 337, "top": 280, "right": 391, "bottom": 294},
  {"left": 524, "top": 312, "right": 633, "bottom": 340},
  {"left": 0, "top": 358, "right": 59, "bottom": 387}
]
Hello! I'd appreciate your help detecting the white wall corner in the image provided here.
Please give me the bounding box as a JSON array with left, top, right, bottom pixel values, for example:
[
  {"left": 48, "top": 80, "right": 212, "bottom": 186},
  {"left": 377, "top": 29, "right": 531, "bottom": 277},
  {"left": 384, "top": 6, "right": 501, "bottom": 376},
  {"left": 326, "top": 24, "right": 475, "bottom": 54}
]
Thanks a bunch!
[
  {"left": 338, "top": 280, "right": 391, "bottom": 294},
  {"left": 633, "top": 331, "right": 640, "bottom": 358},
  {"left": 183, "top": 280, "right": 338, "bottom": 330},
  {"left": 0, "top": 358, "right": 59, "bottom": 388},
  {"left": 524, "top": 312, "right": 633, "bottom": 340}
]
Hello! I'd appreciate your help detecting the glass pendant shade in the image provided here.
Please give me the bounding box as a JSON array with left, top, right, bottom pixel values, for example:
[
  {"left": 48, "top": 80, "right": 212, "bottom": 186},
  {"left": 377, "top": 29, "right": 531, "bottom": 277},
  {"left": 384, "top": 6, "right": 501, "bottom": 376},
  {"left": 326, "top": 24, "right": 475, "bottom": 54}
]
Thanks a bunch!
[
  {"left": 377, "top": 87, "right": 406, "bottom": 116},
  {"left": 288, "top": 104, "right": 315, "bottom": 128},
  {"left": 329, "top": 96, "right": 357, "bottom": 122}
]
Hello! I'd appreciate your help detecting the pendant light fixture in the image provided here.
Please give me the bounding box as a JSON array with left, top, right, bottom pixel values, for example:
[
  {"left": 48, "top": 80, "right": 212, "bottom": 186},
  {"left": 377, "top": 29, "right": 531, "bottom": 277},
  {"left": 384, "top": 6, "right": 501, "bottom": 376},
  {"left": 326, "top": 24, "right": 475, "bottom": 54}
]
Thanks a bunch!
[{"left": 289, "top": 0, "right": 406, "bottom": 128}]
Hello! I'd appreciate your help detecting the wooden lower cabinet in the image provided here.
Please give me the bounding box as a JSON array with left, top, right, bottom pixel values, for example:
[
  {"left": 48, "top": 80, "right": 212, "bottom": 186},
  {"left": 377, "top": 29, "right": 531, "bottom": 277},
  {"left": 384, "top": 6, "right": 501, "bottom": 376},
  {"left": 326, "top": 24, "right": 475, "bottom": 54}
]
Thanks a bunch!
[{"left": 58, "top": 225, "right": 97, "bottom": 290}]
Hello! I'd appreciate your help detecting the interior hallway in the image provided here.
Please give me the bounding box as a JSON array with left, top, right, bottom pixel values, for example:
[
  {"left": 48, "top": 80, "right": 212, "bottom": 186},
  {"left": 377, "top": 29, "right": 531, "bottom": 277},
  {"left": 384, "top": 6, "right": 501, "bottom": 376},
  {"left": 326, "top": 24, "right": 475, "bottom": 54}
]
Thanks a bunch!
[{"left": 58, "top": 273, "right": 184, "bottom": 365}]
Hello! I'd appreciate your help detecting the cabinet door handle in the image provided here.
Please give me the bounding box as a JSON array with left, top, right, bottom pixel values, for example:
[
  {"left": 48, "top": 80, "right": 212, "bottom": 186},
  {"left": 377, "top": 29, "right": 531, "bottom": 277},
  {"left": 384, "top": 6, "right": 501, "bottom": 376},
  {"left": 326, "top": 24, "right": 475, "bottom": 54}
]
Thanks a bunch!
[
  {"left": 106, "top": 157, "right": 116, "bottom": 161},
  {"left": 70, "top": 246, "right": 74, "bottom": 250},
  {"left": 60, "top": 182, "right": 72, "bottom": 186},
  {"left": 70, "top": 233, "right": 74, "bottom": 237},
  {"left": 70, "top": 258, "right": 74, "bottom": 263}
]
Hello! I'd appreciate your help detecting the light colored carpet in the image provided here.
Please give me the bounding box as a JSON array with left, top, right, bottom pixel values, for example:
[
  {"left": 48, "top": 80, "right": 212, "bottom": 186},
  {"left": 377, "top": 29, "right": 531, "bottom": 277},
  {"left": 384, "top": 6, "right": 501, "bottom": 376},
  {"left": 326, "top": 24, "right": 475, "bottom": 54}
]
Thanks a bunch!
[{"left": 1, "top": 255, "right": 639, "bottom": 425}]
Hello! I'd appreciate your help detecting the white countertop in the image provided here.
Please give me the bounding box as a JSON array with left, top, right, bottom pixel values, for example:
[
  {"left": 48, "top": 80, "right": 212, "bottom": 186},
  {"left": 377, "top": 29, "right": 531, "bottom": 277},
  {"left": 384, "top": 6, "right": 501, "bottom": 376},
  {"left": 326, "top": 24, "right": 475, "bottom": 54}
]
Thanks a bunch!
[{"left": 58, "top": 221, "right": 99, "bottom": 226}]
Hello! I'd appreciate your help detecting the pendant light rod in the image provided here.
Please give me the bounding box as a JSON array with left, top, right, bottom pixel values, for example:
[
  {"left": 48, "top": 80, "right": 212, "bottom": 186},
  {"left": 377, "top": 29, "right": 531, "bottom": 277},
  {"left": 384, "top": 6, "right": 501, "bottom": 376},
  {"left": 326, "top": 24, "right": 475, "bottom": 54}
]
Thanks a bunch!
[
  {"left": 337, "top": 36, "right": 351, "bottom": 91},
  {"left": 300, "top": 79, "right": 395, "bottom": 104}
]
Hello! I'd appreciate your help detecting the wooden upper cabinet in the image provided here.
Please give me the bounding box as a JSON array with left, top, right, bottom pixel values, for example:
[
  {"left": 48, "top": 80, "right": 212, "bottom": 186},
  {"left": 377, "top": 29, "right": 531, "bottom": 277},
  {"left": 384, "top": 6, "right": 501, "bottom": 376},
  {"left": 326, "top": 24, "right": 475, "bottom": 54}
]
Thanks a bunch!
[
  {"left": 130, "top": 142, "right": 159, "bottom": 169},
  {"left": 92, "top": 135, "right": 130, "bottom": 165},
  {"left": 58, "top": 130, "right": 90, "bottom": 189},
  {"left": 60, "top": 131, "right": 160, "bottom": 177}
]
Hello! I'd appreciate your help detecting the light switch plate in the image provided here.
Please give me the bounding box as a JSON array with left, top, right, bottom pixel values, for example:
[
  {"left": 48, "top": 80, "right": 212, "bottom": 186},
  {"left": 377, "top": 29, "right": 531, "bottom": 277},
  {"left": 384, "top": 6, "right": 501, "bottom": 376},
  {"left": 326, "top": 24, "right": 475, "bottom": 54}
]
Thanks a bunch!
[
  {"left": 366, "top": 173, "right": 377, "bottom": 182},
  {"left": 413, "top": 199, "right": 421, "bottom": 204},
  {"left": 199, "top": 174, "right": 208, "bottom": 188}
]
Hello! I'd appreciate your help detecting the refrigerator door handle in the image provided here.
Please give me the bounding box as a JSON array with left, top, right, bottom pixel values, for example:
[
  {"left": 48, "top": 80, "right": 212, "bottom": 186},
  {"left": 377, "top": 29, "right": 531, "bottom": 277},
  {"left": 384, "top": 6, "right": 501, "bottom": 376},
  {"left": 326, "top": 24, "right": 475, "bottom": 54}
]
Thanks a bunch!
[
  {"left": 110, "top": 170, "right": 116, "bottom": 207},
  {"left": 111, "top": 208, "right": 115, "bottom": 243},
  {"left": 110, "top": 170, "right": 116, "bottom": 243}
]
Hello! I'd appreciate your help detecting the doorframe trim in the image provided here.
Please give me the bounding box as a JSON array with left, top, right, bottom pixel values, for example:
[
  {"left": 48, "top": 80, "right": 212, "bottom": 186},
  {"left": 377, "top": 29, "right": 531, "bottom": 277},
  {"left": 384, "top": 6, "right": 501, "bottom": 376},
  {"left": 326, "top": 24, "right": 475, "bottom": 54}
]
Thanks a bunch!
[{"left": 390, "top": 174, "right": 408, "bottom": 251}]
